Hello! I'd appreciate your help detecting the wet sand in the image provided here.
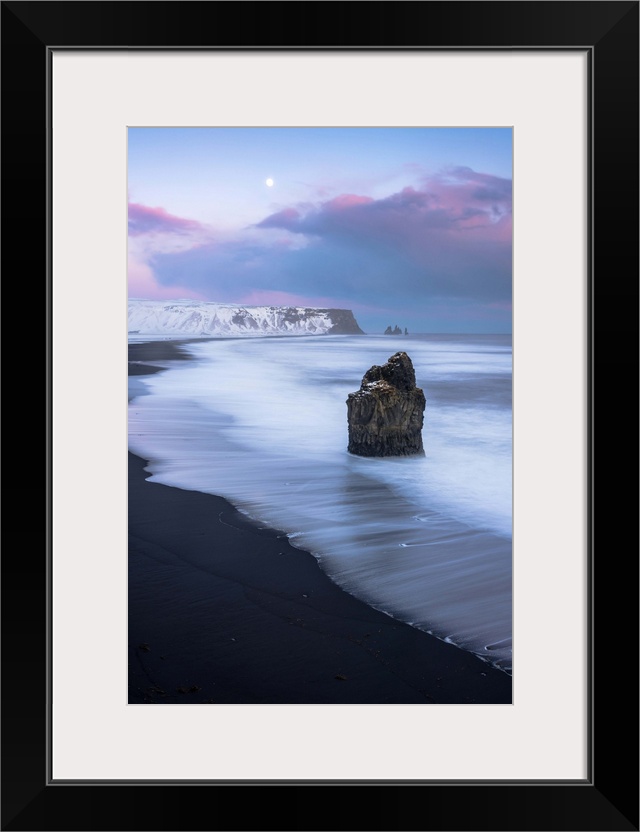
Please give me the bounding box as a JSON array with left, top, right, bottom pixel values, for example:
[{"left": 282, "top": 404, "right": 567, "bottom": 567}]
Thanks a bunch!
[
  {"left": 128, "top": 340, "right": 511, "bottom": 704},
  {"left": 129, "top": 450, "right": 512, "bottom": 704}
]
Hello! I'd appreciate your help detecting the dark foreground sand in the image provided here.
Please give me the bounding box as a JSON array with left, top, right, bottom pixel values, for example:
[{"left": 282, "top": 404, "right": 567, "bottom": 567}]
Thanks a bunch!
[
  {"left": 128, "top": 453, "right": 512, "bottom": 705},
  {"left": 128, "top": 343, "right": 512, "bottom": 705}
]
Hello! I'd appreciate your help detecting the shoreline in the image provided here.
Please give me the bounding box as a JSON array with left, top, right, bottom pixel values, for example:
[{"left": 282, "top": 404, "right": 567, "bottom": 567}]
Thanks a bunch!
[
  {"left": 129, "top": 452, "right": 511, "bottom": 704},
  {"left": 128, "top": 340, "right": 511, "bottom": 704}
]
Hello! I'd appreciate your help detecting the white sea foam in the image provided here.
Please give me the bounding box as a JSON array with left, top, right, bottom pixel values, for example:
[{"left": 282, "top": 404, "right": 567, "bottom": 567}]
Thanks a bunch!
[{"left": 128, "top": 334, "right": 512, "bottom": 672}]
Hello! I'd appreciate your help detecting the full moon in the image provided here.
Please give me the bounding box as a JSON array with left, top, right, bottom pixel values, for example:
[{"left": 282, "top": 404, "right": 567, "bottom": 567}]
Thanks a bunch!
[{"left": 265, "top": 178, "right": 274, "bottom": 187}]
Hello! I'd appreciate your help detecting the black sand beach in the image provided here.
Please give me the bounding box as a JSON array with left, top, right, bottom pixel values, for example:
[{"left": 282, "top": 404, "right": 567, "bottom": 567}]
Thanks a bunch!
[{"left": 128, "top": 343, "right": 512, "bottom": 705}]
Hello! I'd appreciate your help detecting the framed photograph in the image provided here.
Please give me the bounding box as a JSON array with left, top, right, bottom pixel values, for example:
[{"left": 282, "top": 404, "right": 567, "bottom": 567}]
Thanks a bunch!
[
  {"left": 126, "top": 123, "right": 515, "bottom": 712},
  {"left": 3, "top": 2, "right": 637, "bottom": 830}
]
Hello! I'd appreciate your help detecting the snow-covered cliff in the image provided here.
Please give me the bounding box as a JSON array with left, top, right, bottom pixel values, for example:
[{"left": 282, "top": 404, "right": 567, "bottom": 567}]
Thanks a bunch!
[{"left": 128, "top": 300, "right": 364, "bottom": 337}]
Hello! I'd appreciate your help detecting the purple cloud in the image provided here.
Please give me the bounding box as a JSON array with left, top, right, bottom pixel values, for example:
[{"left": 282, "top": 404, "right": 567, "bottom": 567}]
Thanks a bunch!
[
  {"left": 128, "top": 202, "right": 206, "bottom": 237},
  {"left": 257, "top": 169, "right": 511, "bottom": 247},
  {"left": 129, "top": 167, "right": 512, "bottom": 332}
]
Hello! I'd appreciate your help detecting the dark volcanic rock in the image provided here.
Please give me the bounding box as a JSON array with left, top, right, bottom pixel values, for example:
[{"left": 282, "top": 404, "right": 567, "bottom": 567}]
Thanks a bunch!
[
  {"left": 346, "top": 352, "right": 425, "bottom": 457},
  {"left": 325, "top": 309, "right": 365, "bottom": 335},
  {"left": 275, "top": 307, "right": 363, "bottom": 334}
]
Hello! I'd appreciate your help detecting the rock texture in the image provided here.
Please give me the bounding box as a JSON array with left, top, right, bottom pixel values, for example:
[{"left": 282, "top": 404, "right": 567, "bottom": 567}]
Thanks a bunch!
[
  {"left": 346, "top": 352, "right": 426, "bottom": 457},
  {"left": 322, "top": 309, "right": 365, "bottom": 335}
]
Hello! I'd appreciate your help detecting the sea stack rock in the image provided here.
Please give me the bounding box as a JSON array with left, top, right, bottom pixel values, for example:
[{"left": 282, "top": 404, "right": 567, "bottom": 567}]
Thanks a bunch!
[{"left": 346, "top": 352, "right": 426, "bottom": 457}]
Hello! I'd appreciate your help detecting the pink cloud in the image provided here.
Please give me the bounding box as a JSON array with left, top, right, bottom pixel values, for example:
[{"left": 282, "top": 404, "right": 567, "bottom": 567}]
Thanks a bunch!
[
  {"left": 129, "top": 168, "right": 512, "bottom": 312},
  {"left": 128, "top": 257, "right": 205, "bottom": 301},
  {"left": 127, "top": 202, "right": 219, "bottom": 276},
  {"left": 251, "top": 169, "right": 511, "bottom": 303},
  {"left": 128, "top": 202, "right": 206, "bottom": 237},
  {"left": 420, "top": 168, "right": 512, "bottom": 236},
  {"left": 325, "top": 194, "right": 374, "bottom": 210},
  {"left": 257, "top": 169, "right": 511, "bottom": 249},
  {"left": 256, "top": 207, "right": 301, "bottom": 229}
]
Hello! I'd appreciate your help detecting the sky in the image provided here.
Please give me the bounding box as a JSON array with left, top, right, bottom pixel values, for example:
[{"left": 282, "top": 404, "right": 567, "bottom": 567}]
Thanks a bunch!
[{"left": 128, "top": 127, "right": 512, "bottom": 333}]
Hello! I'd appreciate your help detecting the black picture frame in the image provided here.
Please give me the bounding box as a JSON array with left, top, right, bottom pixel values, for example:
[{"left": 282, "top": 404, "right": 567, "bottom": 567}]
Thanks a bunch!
[{"left": 2, "top": 2, "right": 638, "bottom": 830}]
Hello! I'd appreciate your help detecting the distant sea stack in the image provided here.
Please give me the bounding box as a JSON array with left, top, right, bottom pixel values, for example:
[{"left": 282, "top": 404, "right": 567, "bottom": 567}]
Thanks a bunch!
[
  {"left": 346, "top": 352, "right": 426, "bottom": 457},
  {"left": 128, "top": 299, "right": 364, "bottom": 337}
]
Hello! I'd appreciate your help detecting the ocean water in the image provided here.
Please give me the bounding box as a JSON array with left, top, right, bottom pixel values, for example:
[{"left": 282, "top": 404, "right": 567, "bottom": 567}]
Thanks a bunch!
[{"left": 128, "top": 334, "right": 512, "bottom": 673}]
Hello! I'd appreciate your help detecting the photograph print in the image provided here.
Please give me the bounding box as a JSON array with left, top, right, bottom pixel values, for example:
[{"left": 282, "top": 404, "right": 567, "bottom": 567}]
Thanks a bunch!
[{"left": 128, "top": 127, "right": 513, "bottom": 705}]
